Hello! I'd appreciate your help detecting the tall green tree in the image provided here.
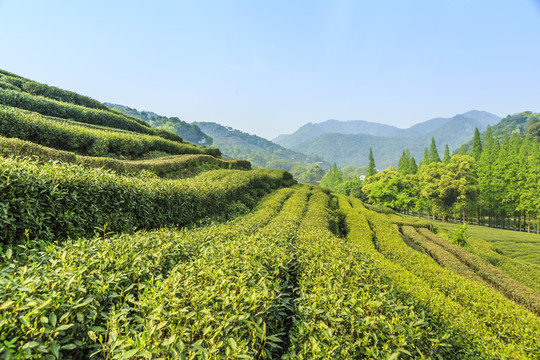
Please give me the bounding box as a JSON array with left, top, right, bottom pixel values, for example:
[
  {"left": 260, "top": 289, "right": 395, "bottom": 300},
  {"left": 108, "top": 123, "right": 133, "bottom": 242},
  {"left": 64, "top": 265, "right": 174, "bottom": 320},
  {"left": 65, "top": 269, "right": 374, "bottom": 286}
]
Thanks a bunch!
[
  {"left": 447, "top": 155, "right": 478, "bottom": 223},
  {"left": 419, "top": 162, "right": 448, "bottom": 220},
  {"left": 477, "top": 126, "right": 499, "bottom": 225},
  {"left": 420, "top": 147, "right": 429, "bottom": 167},
  {"left": 428, "top": 137, "right": 441, "bottom": 164},
  {"left": 409, "top": 156, "right": 418, "bottom": 175},
  {"left": 366, "top": 148, "right": 377, "bottom": 177},
  {"left": 362, "top": 168, "right": 410, "bottom": 210},
  {"left": 443, "top": 144, "right": 451, "bottom": 164},
  {"left": 471, "top": 127, "right": 483, "bottom": 160},
  {"left": 320, "top": 162, "right": 342, "bottom": 189},
  {"left": 398, "top": 150, "right": 410, "bottom": 175}
]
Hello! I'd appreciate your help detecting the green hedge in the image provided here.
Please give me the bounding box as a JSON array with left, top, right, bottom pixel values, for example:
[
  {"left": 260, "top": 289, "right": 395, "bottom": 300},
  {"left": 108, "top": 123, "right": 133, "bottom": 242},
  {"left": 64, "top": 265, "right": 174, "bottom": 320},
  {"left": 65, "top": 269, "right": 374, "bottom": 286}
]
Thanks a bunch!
[
  {"left": 283, "top": 191, "right": 457, "bottom": 359},
  {"left": 0, "top": 187, "right": 296, "bottom": 358},
  {"left": 0, "top": 81, "right": 19, "bottom": 92},
  {"left": 0, "top": 88, "right": 185, "bottom": 142},
  {"left": 0, "top": 106, "right": 221, "bottom": 158},
  {"left": 0, "top": 73, "right": 109, "bottom": 111},
  {"left": 0, "top": 156, "right": 294, "bottom": 243},
  {"left": 416, "top": 227, "right": 540, "bottom": 314},
  {"left": 0, "top": 136, "right": 247, "bottom": 178},
  {"left": 349, "top": 199, "right": 540, "bottom": 359}
]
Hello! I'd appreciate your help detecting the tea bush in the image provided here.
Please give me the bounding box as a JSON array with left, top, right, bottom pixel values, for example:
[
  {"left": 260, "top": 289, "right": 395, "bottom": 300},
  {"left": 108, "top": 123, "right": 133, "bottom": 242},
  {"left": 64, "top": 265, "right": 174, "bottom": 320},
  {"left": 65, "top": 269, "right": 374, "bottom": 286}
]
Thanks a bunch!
[
  {"left": 0, "top": 106, "right": 221, "bottom": 158},
  {"left": 0, "top": 156, "right": 294, "bottom": 244}
]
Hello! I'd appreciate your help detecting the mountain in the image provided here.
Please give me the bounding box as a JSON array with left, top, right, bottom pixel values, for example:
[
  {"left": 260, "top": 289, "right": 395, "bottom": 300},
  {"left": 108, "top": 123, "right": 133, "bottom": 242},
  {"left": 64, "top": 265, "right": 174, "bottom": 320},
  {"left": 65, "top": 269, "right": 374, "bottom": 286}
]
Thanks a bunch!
[
  {"left": 105, "top": 103, "right": 213, "bottom": 146},
  {"left": 275, "top": 111, "right": 500, "bottom": 149},
  {"left": 459, "top": 111, "right": 540, "bottom": 152},
  {"left": 274, "top": 120, "right": 399, "bottom": 148},
  {"left": 291, "top": 114, "right": 495, "bottom": 168},
  {"left": 195, "top": 121, "right": 327, "bottom": 171}
]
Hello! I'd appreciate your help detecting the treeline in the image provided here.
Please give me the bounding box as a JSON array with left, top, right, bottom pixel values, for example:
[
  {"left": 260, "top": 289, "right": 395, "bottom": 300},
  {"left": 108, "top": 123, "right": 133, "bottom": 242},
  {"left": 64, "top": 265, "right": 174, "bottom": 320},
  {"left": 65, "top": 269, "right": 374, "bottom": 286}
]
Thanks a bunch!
[{"left": 362, "top": 113, "right": 540, "bottom": 232}]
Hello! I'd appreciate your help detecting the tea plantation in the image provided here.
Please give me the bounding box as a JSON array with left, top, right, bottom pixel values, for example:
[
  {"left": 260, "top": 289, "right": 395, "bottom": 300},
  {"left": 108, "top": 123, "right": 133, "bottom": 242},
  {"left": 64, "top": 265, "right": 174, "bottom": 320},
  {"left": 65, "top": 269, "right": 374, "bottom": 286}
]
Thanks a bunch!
[{"left": 1, "top": 70, "right": 538, "bottom": 359}]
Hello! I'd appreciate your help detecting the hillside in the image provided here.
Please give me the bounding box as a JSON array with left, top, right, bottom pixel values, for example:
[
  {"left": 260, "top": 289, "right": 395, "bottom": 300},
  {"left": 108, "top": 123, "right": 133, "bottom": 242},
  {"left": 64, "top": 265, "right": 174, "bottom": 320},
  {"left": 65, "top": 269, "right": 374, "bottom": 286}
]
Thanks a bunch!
[
  {"left": 275, "top": 111, "right": 500, "bottom": 167},
  {"left": 273, "top": 119, "right": 398, "bottom": 149},
  {"left": 1, "top": 69, "right": 539, "bottom": 359},
  {"left": 105, "top": 103, "right": 213, "bottom": 146},
  {"left": 459, "top": 111, "right": 540, "bottom": 152},
  {"left": 289, "top": 113, "right": 499, "bottom": 168},
  {"left": 195, "top": 121, "right": 327, "bottom": 170},
  {"left": 275, "top": 111, "right": 500, "bottom": 149}
]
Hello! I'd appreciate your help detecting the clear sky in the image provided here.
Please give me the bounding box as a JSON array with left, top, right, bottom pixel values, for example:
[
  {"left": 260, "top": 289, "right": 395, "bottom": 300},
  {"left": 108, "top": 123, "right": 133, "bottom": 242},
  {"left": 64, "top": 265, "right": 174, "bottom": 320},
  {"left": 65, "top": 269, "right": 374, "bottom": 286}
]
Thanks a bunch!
[{"left": 1, "top": 0, "right": 539, "bottom": 139}]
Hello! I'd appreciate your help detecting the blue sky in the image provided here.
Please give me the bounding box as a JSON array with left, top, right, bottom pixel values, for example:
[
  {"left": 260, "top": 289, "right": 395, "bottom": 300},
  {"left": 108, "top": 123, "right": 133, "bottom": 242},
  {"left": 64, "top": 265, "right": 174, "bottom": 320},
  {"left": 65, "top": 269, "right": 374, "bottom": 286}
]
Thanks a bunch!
[{"left": 1, "top": 0, "right": 539, "bottom": 139}]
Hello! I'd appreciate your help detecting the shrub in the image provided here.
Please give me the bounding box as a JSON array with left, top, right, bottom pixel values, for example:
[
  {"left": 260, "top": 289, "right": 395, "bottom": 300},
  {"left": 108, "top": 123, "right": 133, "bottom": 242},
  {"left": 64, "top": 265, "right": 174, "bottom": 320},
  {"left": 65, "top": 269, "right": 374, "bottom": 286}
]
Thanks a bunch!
[
  {"left": 0, "top": 156, "right": 294, "bottom": 244},
  {"left": 453, "top": 223, "right": 470, "bottom": 246},
  {"left": 0, "top": 89, "right": 185, "bottom": 142},
  {"left": 0, "top": 106, "right": 221, "bottom": 158}
]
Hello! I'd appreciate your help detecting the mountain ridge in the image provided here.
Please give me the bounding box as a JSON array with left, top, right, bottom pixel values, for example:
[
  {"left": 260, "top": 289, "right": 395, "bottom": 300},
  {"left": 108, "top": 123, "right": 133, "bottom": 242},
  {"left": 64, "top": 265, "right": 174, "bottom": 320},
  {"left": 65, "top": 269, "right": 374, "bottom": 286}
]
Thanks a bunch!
[{"left": 274, "top": 110, "right": 500, "bottom": 149}]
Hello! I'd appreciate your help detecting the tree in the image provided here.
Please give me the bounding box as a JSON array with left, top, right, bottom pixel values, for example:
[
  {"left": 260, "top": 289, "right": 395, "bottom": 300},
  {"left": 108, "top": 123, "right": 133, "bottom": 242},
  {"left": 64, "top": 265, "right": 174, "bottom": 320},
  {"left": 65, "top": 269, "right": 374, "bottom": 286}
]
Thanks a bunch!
[
  {"left": 398, "top": 150, "right": 410, "bottom": 175},
  {"left": 419, "top": 162, "right": 448, "bottom": 220},
  {"left": 471, "top": 127, "right": 482, "bottom": 161},
  {"left": 398, "top": 149, "right": 415, "bottom": 175},
  {"left": 477, "top": 126, "right": 499, "bottom": 225},
  {"left": 362, "top": 168, "right": 408, "bottom": 209},
  {"left": 428, "top": 137, "right": 441, "bottom": 164},
  {"left": 443, "top": 144, "right": 451, "bottom": 164},
  {"left": 409, "top": 156, "right": 418, "bottom": 175},
  {"left": 320, "top": 162, "right": 342, "bottom": 189},
  {"left": 366, "top": 148, "right": 377, "bottom": 177},
  {"left": 421, "top": 147, "right": 429, "bottom": 167},
  {"left": 446, "top": 155, "right": 478, "bottom": 223}
]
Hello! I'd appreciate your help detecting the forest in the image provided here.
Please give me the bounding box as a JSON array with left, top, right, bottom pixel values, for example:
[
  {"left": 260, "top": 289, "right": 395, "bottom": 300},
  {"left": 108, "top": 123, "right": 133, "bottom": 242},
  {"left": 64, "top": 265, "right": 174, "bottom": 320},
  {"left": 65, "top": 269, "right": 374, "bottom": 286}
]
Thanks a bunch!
[{"left": 321, "top": 113, "right": 540, "bottom": 232}]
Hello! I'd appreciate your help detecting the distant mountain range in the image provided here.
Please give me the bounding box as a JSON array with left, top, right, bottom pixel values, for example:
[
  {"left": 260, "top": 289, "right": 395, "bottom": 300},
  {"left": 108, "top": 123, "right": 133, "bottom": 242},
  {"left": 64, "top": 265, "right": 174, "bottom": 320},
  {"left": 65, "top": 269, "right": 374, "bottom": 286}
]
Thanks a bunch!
[
  {"left": 274, "top": 110, "right": 501, "bottom": 168},
  {"left": 104, "top": 103, "right": 505, "bottom": 170}
]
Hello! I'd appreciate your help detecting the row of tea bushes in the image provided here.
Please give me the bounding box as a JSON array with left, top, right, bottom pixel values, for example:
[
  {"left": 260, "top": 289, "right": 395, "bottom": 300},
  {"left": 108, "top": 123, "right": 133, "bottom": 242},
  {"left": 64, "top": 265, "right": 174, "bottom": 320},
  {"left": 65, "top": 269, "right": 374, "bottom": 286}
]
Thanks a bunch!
[
  {"left": 283, "top": 192, "right": 455, "bottom": 359},
  {"left": 365, "top": 208, "right": 540, "bottom": 355},
  {"left": 0, "top": 136, "right": 248, "bottom": 178},
  {"left": 0, "top": 89, "right": 185, "bottom": 142},
  {"left": 416, "top": 227, "right": 540, "bottom": 314},
  {"left": 0, "top": 80, "right": 20, "bottom": 92},
  {"left": 401, "top": 226, "right": 486, "bottom": 284},
  {"left": 0, "top": 188, "right": 297, "bottom": 359},
  {"left": 0, "top": 106, "right": 221, "bottom": 158},
  {"left": 97, "top": 186, "right": 312, "bottom": 359},
  {"left": 0, "top": 73, "right": 109, "bottom": 111},
  {"left": 0, "top": 156, "right": 294, "bottom": 244},
  {"left": 344, "top": 198, "right": 540, "bottom": 359}
]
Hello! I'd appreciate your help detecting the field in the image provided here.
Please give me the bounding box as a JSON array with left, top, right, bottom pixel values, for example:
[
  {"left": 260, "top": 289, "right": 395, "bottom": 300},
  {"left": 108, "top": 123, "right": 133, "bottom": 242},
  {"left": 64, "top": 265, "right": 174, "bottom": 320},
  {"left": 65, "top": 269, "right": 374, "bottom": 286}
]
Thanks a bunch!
[{"left": 1, "top": 69, "right": 539, "bottom": 359}]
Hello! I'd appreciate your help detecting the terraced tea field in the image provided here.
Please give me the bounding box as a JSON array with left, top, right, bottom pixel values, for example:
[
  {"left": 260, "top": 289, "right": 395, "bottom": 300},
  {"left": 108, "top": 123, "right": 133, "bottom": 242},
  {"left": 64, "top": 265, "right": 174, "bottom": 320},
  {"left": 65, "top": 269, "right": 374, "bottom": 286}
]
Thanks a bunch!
[{"left": 1, "top": 69, "right": 539, "bottom": 359}]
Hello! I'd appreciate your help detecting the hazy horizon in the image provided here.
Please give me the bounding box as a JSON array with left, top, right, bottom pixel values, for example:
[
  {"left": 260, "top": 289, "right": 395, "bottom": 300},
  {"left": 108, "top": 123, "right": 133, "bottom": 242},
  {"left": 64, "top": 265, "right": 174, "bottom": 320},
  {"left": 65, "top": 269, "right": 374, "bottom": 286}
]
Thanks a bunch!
[{"left": 1, "top": 0, "right": 538, "bottom": 139}]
